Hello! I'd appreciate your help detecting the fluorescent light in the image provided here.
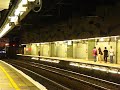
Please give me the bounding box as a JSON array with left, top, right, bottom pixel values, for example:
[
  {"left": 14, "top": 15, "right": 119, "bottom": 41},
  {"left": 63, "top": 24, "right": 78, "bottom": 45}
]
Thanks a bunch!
[
  {"left": 0, "top": 24, "right": 11, "bottom": 38},
  {"left": 21, "top": 44, "right": 26, "bottom": 45},
  {"left": 99, "top": 38, "right": 104, "bottom": 41},
  {"left": 28, "top": 0, "right": 35, "bottom": 2},
  {"left": 36, "top": 43, "right": 40, "bottom": 46},
  {"left": 41, "top": 43, "right": 45, "bottom": 45},
  {"left": 9, "top": 16, "right": 18, "bottom": 22},
  {"left": 16, "top": 6, "right": 27, "bottom": 12},
  {"left": 21, "top": 0, "right": 28, "bottom": 5},
  {"left": 14, "top": 9, "right": 20, "bottom": 16},
  {"left": 88, "top": 38, "right": 95, "bottom": 40},
  {"left": 19, "top": 7, "right": 27, "bottom": 12},
  {"left": 67, "top": 41, "right": 72, "bottom": 45}
]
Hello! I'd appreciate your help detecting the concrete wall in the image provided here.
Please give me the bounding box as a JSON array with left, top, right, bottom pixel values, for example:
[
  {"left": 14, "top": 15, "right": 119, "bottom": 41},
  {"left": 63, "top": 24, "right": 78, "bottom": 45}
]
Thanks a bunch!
[
  {"left": 73, "top": 41, "right": 87, "bottom": 59},
  {"left": 56, "top": 42, "right": 67, "bottom": 58},
  {"left": 110, "top": 42, "right": 117, "bottom": 63},
  {"left": 31, "top": 44, "right": 37, "bottom": 55},
  {"left": 117, "top": 40, "right": 120, "bottom": 64},
  {"left": 88, "top": 40, "right": 95, "bottom": 60},
  {"left": 42, "top": 44, "right": 50, "bottom": 56},
  {"left": 22, "top": 37, "right": 120, "bottom": 64},
  {"left": 67, "top": 41, "right": 73, "bottom": 58}
]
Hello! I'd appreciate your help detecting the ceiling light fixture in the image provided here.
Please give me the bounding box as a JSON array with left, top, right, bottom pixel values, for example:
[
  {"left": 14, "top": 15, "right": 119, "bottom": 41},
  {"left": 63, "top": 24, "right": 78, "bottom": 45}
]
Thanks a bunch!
[
  {"left": 0, "top": 23, "right": 11, "bottom": 38},
  {"left": 28, "top": 0, "right": 35, "bottom": 2}
]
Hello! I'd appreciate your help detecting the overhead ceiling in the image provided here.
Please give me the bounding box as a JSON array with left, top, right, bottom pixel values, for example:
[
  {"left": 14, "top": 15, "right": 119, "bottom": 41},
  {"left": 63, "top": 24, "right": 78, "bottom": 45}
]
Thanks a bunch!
[
  {"left": 2, "top": 0, "right": 120, "bottom": 38},
  {"left": 15, "top": 0, "right": 71, "bottom": 30}
]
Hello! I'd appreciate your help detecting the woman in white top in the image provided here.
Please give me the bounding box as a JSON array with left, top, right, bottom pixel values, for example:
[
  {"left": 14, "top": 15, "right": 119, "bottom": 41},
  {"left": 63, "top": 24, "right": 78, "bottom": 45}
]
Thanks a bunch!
[{"left": 109, "top": 46, "right": 114, "bottom": 63}]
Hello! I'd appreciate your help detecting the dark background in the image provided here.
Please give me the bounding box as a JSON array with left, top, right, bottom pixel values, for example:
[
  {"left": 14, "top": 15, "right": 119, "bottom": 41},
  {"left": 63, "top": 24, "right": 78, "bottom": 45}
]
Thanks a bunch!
[{"left": 1, "top": 0, "right": 120, "bottom": 45}]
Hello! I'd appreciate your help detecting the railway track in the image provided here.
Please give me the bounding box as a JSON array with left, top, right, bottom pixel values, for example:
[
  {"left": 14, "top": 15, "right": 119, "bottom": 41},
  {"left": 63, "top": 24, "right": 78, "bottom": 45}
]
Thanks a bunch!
[{"left": 3, "top": 60, "right": 120, "bottom": 90}]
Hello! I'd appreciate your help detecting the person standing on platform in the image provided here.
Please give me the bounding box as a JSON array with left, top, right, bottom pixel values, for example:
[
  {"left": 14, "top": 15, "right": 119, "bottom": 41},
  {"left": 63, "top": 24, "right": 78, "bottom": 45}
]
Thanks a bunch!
[
  {"left": 93, "top": 47, "right": 97, "bottom": 62},
  {"left": 38, "top": 50, "right": 40, "bottom": 60},
  {"left": 109, "top": 46, "right": 114, "bottom": 63},
  {"left": 98, "top": 47, "right": 103, "bottom": 63},
  {"left": 103, "top": 47, "right": 108, "bottom": 63}
]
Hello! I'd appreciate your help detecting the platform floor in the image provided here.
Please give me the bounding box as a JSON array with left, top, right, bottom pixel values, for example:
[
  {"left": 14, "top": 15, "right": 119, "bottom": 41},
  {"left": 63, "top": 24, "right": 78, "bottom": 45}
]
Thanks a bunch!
[
  {"left": 0, "top": 60, "right": 46, "bottom": 90},
  {"left": 19, "top": 54, "right": 120, "bottom": 69},
  {"left": 46, "top": 56, "right": 120, "bottom": 69}
]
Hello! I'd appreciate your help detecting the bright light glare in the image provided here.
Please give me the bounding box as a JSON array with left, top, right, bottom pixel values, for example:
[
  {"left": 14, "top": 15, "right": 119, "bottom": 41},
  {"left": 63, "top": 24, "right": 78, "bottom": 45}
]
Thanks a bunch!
[
  {"left": 69, "top": 62, "right": 80, "bottom": 67},
  {"left": 21, "top": 0, "right": 28, "bottom": 5},
  {"left": 5, "top": 43, "right": 9, "bottom": 46},
  {"left": 79, "top": 64, "right": 86, "bottom": 68},
  {"left": 0, "top": 24, "right": 11, "bottom": 38},
  {"left": 40, "top": 58, "right": 60, "bottom": 63},
  {"left": 92, "top": 66, "right": 100, "bottom": 70},
  {"left": 99, "top": 67, "right": 108, "bottom": 71},
  {"left": 108, "top": 69, "right": 118, "bottom": 74},
  {"left": 28, "top": 0, "right": 35, "bottom": 2},
  {"left": 67, "top": 41, "right": 72, "bottom": 45},
  {"left": 9, "top": 16, "right": 18, "bottom": 23},
  {"left": 31, "top": 57, "right": 39, "bottom": 60},
  {"left": 86, "top": 65, "right": 92, "bottom": 69},
  {"left": 14, "top": 9, "right": 20, "bottom": 16},
  {"left": 19, "top": 7, "right": 27, "bottom": 12},
  {"left": 36, "top": 43, "right": 40, "bottom": 46},
  {"left": 0, "top": 0, "right": 28, "bottom": 38},
  {"left": 100, "top": 38, "right": 104, "bottom": 41}
]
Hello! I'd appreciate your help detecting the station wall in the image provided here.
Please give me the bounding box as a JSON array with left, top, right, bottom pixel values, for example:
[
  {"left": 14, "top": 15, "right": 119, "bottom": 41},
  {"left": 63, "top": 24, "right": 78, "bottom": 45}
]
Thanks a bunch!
[
  {"left": 117, "top": 41, "right": 120, "bottom": 64},
  {"left": 88, "top": 40, "right": 95, "bottom": 60},
  {"left": 22, "top": 36, "right": 120, "bottom": 64},
  {"left": 31, "top": 44, "right": 37, "bottom": 55},
  {"left": 41, "top": 44, "right": 50, "bottom": 56}
]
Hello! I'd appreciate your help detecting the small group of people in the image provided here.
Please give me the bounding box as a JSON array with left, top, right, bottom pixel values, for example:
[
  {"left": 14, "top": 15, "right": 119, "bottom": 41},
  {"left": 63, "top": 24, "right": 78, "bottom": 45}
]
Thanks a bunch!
[{"left": 93, "top": 46, "right": 114, "bottom": 63}]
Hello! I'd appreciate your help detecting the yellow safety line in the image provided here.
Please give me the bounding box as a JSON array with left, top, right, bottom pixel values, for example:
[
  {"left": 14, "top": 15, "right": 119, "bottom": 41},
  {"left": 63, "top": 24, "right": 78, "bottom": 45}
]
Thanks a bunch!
[{"left": 0, "top": 66, "right": 20, "bottom": 90}]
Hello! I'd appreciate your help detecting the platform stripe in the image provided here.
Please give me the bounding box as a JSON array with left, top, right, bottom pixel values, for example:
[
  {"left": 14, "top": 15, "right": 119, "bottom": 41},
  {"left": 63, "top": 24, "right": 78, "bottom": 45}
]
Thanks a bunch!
[{"left": 0, "top": 66, "right": 20, "bottom": 90}]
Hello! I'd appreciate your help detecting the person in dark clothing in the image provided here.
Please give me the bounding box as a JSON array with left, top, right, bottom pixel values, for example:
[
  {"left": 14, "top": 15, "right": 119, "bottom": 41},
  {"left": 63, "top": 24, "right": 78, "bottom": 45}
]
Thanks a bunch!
[
  {"left": 38, "top": 50, "right": 40, "bottom": 60},
  {"left": 38, "top": 50, "right": 40, "bottom": 56},
  {"left": 103, "top": 47, "right": 108, "bottom": 63},
  {"left": 98, "top": 47, "right": 103, "bottom": 62}
]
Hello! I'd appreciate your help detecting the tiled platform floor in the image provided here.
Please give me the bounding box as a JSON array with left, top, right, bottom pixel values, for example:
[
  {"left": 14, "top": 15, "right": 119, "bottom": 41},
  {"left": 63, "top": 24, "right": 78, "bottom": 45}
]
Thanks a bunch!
[{"left": 0, "top": 61, "right": 46, "bottom": 90}]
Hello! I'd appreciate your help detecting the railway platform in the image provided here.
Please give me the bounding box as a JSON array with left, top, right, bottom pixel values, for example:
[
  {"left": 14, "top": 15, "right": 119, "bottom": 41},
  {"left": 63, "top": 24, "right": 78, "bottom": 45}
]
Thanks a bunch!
[
  {"left": 17, "top": 54, "right": 120, "bottom": 74},
  {"left": 0, "top": 60, "right": 47, "bottom": 90}
]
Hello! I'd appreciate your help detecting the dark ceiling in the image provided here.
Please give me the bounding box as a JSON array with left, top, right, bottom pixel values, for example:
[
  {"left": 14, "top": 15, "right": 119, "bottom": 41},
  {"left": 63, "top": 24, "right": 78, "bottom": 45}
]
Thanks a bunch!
[
  {"left": 20, "top": 0, "right": 118, "bottom": 25},
  {"left": 21, "top": 0, "right": 72, "bottom": 26},
  {"left": 1, "top": 0, "right": 119, "bottom": 27},
  {"left": 2, "top": 0, "right": 118, "bottom": 28},
  {"left": 1, "top": 0, "right": 120, "bottom": 41}
]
